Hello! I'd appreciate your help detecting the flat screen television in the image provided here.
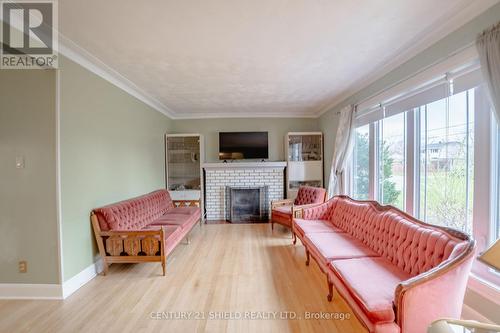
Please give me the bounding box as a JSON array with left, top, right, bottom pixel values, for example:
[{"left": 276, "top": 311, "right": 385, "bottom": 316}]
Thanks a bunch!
[{"left": 219, "top": 132, "right": 268, "bottom": 160}]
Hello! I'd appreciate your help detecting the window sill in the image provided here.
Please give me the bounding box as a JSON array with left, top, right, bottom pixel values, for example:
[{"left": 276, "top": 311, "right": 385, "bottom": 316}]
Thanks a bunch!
[{"left": 468, "top": 273, "right": 500, "bottom": 306}]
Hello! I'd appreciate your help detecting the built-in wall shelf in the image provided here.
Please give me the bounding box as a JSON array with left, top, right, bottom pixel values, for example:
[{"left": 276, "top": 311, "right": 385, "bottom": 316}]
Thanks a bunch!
[
  {"left": 285, "top": 132, "right": 324, "bottom": 199},
  {"left": 165, "top": 133, "right": 205, "bottom": 220}
]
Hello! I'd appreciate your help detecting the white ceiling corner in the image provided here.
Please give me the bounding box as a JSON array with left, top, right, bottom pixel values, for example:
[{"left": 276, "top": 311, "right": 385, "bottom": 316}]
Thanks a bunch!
[{"left": 57, "top": 0, "right": 500, "bottom": 120}]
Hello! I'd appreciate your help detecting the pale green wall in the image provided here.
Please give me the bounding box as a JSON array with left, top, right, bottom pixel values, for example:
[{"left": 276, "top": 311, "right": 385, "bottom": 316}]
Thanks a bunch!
[
  {"left": 172, "top": 118, "right": 319, "bottom": 162},
  {"left": 320, "top": 2, "right": 500, "bottom": 185},
  {"left": 59, "top": 57, "right": 173, "bottom": 281},
  {"left": 0, "top": 70, "right": 59, "bottom": 284}
]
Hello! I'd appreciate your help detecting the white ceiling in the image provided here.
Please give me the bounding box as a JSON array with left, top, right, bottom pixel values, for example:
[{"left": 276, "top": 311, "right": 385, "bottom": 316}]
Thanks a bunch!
[{"left": 59, "top": 0, "right": 499, "bottom": 119}]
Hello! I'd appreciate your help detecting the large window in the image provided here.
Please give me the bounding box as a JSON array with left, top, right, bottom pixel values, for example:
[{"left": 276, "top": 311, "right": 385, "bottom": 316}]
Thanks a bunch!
[
  {"left": 378, "top": 113, "right": 406, "bottom": 209},
  {"left": 352, "top": 125, "right": 369, "bottom": 200},
  {"left": 349, "top": 64, "right": 500, "bottom": 285},
  {"left": 418, "top": 89, "right": 474, "bottom": 233}
]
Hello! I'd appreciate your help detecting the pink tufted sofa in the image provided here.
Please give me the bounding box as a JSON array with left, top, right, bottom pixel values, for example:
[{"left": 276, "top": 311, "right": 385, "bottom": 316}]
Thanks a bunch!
[
  {"left": 292, "top": 196, "right": 475, "bottom": 333},
  {"left": 91, "top": 189, "right": 201, "bottom": 275},
  {"left": 271, "top": 186, "right": 326, "bottom": 231}
]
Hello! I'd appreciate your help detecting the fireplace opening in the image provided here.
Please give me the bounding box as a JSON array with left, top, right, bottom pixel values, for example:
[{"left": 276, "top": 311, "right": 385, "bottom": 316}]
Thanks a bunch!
[{"left": 225, "top": 186, "right": 269, "bottom": 223}]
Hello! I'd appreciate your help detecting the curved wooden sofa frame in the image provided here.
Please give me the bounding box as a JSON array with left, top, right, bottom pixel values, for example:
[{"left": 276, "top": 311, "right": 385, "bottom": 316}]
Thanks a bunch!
[
  {"left": 91, "top": 199, "right": 200, "bottom": 276},
  {"left": 293, "top": 195, "right": 476, "bottom": 333}
]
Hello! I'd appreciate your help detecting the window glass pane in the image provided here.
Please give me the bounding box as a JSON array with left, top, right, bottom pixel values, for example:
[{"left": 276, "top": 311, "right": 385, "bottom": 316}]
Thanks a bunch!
[
  {"left": 352, "top": 125, "right": 369, "bottom": 200},
  {"left": 378, "top": 113, "right": 406, "bottom": 209},
  {"left": 418, "top": 89, "right": 474, "bottom": 233}
]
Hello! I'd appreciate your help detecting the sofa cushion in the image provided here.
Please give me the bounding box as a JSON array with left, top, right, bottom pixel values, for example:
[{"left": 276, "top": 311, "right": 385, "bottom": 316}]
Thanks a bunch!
[
  {"left": 329, "top": 257, "right": 411, "bottom": 323},
  {"left": 151, "top": 206, "right": 201, "bottom": 230},
  {"left": 273, "top": 205, "right": 292, "bottom": 215},
  {"left": 293, "top": 219, "right": 344, "bottom": 238},
  {"left": 94, "top": 190, "right": 174, "bottom": 231},
  {"left": 304, "top": 232, "right": 379, "bottom": 267},
  {"left": 294, "top": 186, "right": 326, "bottom": 205},
  {"left": 272, "top": 205, "right": 293, "bottom": 227},
  {"left": 142, "top": 224, "right": 184, "bottom": 256}
]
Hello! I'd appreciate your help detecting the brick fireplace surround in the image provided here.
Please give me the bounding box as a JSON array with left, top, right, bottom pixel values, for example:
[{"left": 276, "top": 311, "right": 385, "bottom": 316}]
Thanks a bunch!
[{"left": 203, "top": 162, "right": 287, "bottom": 221}]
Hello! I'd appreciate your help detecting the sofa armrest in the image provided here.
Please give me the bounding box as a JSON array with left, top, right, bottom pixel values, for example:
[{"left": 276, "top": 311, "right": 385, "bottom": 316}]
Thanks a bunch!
[
  {"left": 292, "top": 203, "right": 324, "bottom": 218},
  {"left": 394, "top": 240, "right": 476, "bottom": 333},
  {"left": 271, "top": 199, "right": 294, "bottom": 209}
]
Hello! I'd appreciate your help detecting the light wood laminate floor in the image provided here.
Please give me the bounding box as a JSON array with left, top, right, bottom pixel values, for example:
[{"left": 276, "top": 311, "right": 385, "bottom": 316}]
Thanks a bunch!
[{"left": 0, "top": 224, "right": 367, "bottom": 333}]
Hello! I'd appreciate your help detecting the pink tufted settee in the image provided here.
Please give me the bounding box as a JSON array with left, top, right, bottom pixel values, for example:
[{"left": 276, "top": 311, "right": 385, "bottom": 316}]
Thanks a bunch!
[
  {"left": 91, "top": 189, "right": 201, "bottom": 275},
  {"left": 271, "top": 186, "right": 326, "bottom": 231},
  {"left": 292, "top": 196, "right": 475, "bottom": 333}
]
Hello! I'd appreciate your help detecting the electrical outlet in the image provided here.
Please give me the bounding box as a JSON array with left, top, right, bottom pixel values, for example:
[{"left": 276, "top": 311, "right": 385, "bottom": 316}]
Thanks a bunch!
[{"left": 18, "top": 261, "right": 27, "bottom": 273}]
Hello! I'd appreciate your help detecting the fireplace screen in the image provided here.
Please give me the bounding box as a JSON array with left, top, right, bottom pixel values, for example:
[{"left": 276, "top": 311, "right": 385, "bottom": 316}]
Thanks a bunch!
[{"left": 225, "top": 186, "right": 269, "bottom": 223}]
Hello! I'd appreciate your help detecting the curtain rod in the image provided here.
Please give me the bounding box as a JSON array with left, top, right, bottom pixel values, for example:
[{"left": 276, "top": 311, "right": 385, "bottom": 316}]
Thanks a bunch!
[{"left": 350, "top": 41, "right": 477, "bottom": 114}]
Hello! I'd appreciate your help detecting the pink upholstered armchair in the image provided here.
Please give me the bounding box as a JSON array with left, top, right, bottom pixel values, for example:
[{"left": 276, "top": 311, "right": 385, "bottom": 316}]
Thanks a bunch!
[{"left": 271, "top": 186, "right": 326, "bottom": 231}]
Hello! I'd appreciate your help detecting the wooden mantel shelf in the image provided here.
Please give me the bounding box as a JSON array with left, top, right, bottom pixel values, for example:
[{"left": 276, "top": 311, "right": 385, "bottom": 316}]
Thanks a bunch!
[{"left": 202, "top": 161, "right": 287, "bottom": 169}]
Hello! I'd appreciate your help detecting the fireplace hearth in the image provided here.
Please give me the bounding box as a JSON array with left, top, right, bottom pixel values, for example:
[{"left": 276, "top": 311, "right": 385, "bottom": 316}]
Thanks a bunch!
[{"left": 225, "top": 186, "right": 269, "bottom": 223}]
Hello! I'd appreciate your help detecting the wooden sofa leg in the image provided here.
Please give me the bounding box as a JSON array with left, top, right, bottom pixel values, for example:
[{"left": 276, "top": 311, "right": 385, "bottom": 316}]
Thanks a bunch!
[
  {"left": 327, "top": 279, "right": 333, "bottom": 302},
  {"left": 292, "top": 232, "right": 297, "bottom": 245},
  {"left": 161, "top": 256, "right": 166, "bottom": 276},
  {"left": 306, "top": 250, "right": 310, "bottom": 266},
  {"left": 102, "top": 261, "right": 109, "bottom": 276},
  {"left": 271, "top": 221, "right": 274, "bottom": 231}
]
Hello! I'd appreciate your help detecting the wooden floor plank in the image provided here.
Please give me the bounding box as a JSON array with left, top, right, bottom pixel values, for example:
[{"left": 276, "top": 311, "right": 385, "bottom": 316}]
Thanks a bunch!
[{"left": 0, "top": 224, "right": 367, "bottom": 333}]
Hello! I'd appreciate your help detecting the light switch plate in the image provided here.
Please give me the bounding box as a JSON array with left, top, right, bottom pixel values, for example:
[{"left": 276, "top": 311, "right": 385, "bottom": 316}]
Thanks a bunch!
[{"left": 15, "top": 155, "right": 24, "bottom": 169}]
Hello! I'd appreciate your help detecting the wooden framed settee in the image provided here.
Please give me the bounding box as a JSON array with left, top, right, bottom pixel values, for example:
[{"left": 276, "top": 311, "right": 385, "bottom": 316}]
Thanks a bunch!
[{"left": 91, "top": 189, "right": 201, "bottom": 276}]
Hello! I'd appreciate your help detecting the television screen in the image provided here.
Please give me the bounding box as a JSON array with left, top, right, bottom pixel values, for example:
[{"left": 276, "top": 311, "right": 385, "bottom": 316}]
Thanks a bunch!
[{"left": 219, "top": 132, "right": 268, "bottom": 160}]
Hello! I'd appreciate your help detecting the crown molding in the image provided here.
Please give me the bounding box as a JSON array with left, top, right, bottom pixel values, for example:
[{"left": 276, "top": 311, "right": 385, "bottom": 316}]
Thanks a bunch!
[
  {"left": 172, "top": 111, "right": 317, "bottom": 120},
  {"left": 57, "top": 33, "right": 176, "bottom": 119},
  {"left": 314, "top": 0, "right": 499, "bottom": 118}
]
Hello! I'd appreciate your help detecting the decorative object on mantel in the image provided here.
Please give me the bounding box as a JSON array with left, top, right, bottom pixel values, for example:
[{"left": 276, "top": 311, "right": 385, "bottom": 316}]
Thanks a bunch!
[
  {"left": 477, "top": 238, "right": 500, "bottom": 272},
  {"left": 428, "top": 318, "right": 500, "bottom": 332}
]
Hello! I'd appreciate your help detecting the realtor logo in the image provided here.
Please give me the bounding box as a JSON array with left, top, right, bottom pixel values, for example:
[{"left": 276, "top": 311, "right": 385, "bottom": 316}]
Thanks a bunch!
[{"left": 1, "top": 0, "right": 58, "bottom": 69}]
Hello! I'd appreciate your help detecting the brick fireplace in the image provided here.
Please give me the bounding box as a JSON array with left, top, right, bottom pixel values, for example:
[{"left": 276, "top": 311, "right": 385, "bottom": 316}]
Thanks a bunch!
[{"left": 203, "top": 162, "right": 286, "bottom": 221}]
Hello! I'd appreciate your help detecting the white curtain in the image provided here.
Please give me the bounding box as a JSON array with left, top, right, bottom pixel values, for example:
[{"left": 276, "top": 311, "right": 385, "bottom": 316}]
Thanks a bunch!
[
  {"left": 477, "top": 22, "right": 500, "bottom": 122},
  {"left": 327, "top": 104, "right": 356, "bottom": 198}
]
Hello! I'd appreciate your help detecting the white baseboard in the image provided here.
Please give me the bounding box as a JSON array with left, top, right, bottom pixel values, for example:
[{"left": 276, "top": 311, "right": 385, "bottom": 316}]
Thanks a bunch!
[
  {"left": 0, "top": 283, "right": 62, "bottom": 300},
  {"left": 0, "top": 259, "right": 102, "bottom": 300},
  {"left": 62, "top": 259, "right": 103, "bottom": 299}
]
